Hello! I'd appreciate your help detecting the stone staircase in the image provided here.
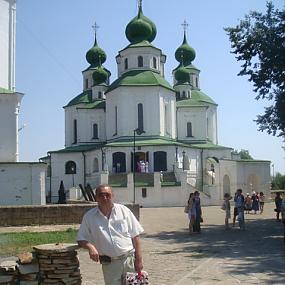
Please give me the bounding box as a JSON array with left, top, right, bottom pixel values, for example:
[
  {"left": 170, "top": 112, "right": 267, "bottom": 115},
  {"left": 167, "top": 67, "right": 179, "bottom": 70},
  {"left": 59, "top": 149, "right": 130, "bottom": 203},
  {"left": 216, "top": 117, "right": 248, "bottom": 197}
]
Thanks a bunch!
[
  {"left": 161, "top": 172, "right": 181, "bottom": 187},
  {"left": 108, "top": 173, "right": 127, "bottom": 187}
]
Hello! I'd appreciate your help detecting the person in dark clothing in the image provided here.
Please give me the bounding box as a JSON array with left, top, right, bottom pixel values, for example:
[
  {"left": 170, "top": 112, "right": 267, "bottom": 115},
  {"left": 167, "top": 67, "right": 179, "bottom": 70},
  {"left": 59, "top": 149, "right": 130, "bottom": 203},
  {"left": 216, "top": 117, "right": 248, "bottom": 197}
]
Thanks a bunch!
[
  {"left": 193, "top": 191, "right": 202, "bottom": 233},
  {"left": 275, "top": 192, "right": 282, "bottom": 221}
]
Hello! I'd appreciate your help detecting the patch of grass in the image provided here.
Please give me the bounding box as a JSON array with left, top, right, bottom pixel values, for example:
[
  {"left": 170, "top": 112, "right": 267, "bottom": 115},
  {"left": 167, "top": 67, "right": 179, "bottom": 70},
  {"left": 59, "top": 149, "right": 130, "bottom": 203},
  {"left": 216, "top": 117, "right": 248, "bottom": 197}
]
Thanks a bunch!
[{"left": 0, "top": 228, "right": 78, "bottom": 257}]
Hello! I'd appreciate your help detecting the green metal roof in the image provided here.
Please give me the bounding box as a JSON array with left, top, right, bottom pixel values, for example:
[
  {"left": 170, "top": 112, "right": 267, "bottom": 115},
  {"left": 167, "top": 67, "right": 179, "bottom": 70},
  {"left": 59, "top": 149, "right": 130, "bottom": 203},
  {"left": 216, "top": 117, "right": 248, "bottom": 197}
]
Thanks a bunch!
[
  {"left": 176, "top": 90, "right": 217, "bottom": 107},
  {"left": 106, "top": 70, "right": 174, "bottom": 93},
  {"left": 120, "top": 40, "right": 162, "bottom": 52},
  {"left": 0, "top": 87, "right": 14, "bottom": 94},
  {"left": 188, "top": 142, "right": 232, "bottom": 150},
  {"left": 49, "top": 143, "right": 105, "bottom": 154},
  {"left": 106, "top": 137, "right": 188, "bottom": 147},
  {"left": 222, "top": 158, "right": 271, "bottom": 164},
  {"left": 49, "top": 139, "right": 232, "bottom": 153},
  {"left": 65, "top": 90, "right": 105, "bottom": 109},
  {"left": 173, "top": 63, "right": 200, "bottom": 73}
]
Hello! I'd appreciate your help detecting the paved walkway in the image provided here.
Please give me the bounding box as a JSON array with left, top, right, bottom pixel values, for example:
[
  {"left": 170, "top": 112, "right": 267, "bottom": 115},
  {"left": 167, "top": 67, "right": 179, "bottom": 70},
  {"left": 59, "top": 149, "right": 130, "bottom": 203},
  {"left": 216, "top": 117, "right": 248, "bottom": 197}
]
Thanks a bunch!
[{"left": 1, "top": 202, "right": 285, "bottom": 284}]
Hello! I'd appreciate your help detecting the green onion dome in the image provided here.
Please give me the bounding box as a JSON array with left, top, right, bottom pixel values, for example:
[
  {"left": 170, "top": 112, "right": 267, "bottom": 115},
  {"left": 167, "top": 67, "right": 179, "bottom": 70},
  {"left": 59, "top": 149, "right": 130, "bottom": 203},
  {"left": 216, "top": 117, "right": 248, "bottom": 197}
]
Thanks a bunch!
[
  {"left": 175, "top": 66, "right": 191, "bottom": 84},
  {"left": 125, "top": 6, "right": 157, "bottom": 44},
  {"left": 92, "top": 65, "right": 108, "bottom": 85},
  {"left": 175, "top": 33, "right": 196, "bottom": 65},
  {"left": 86, "top": 37, "right": 107, "bottom": 67}
]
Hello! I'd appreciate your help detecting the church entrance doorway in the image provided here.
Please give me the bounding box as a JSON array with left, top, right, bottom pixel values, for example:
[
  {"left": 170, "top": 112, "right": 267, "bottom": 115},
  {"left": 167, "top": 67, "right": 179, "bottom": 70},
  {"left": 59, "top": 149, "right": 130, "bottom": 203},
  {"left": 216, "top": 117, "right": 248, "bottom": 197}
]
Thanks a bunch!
[
  {"left": 131, "top": 152, "right": 149, "bottom": 172},
  {"left": 154, "top": 151, "right": 167, "bottom": 172},
  {"left": 112, "top": 152, "right": 126, "bottom": 173}
]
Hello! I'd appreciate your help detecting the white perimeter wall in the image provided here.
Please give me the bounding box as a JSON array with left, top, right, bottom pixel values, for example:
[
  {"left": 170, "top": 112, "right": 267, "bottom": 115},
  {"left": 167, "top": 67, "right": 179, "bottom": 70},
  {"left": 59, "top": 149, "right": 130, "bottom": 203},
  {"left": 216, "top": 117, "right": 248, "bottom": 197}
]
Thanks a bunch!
[{"left": 0, "top": 162, "right": 46, "bottom": 205}]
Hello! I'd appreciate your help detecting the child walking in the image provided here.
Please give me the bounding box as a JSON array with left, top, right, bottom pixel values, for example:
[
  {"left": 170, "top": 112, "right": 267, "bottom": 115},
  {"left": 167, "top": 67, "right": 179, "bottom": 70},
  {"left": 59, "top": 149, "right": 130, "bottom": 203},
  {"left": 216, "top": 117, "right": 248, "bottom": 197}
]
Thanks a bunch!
[{"left": 222, "top": 193, "right": 232, "bottom": 230}]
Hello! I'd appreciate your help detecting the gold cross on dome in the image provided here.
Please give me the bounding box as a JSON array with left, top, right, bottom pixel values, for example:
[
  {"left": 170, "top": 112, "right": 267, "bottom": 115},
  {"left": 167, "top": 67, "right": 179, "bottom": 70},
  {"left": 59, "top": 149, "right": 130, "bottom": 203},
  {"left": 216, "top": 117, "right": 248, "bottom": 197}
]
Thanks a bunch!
[
  {"left": 137, "top": 0, "right": 143, "bottom": 9},
  {"left": 182, "top": 20, "right": 189, "bottom": 32},
  {"left": 92, "top": 22, "right": 100, "bottom": 36}
]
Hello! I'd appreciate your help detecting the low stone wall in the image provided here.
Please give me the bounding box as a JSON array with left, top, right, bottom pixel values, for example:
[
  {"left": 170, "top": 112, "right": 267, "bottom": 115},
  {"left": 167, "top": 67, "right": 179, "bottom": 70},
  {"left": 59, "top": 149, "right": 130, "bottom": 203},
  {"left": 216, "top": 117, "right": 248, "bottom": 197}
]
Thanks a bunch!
[{"left": 0, "top": 203, "right": 140, "bottom": 226}]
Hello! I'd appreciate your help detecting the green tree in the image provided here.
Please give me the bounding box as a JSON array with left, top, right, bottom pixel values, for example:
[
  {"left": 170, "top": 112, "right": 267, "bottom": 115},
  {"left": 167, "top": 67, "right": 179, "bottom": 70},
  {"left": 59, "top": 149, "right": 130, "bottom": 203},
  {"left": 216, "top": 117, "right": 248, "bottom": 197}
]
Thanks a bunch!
[
  {"left": 225, "top": 2, "right": 285, "bottom": 137},
  {"left": 232, "top": 149, "right": 253, "bottom": 159},
  {"left": 272, "top": 172, "right": 285, "bottom": 190}
]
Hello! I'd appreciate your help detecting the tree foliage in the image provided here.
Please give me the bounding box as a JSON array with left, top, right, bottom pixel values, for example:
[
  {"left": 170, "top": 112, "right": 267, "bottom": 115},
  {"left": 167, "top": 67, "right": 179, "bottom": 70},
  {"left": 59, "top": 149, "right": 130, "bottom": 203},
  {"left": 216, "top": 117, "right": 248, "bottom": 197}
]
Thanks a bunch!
[
  {"left": 232, "top": 149, "right": 253, "bottom": 159},
  {"left": 272, "top": 172, "right": 285, "bottom": 190},
  {"left": 225, "top": 2, "right": 285, "bottom": 137}
]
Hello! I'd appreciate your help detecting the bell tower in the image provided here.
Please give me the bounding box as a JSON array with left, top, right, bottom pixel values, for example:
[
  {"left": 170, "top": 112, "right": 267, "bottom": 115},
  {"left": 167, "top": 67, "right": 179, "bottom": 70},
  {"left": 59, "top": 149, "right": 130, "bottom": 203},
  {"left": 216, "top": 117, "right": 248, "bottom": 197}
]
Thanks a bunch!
[
  {"left": 0, "top": 0, "right": 16, "bottom": 90},
  {"left": 0, "top": 0, "right": 24, "bottom": 162}
]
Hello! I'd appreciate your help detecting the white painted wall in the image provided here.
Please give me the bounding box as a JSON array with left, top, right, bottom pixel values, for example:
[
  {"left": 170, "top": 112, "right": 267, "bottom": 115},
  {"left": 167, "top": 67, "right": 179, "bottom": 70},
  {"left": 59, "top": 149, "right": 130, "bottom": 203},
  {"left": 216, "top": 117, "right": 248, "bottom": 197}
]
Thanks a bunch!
[
  {"left": 0, "top": 0, "right": 16, "bottom": 90},
  {"left": 106, "top": 86, "right": 176, "bottom": 139},
  {"left": 116, "top": 46, "right": 165, "bottom": 77},
  {"left": 65, "top": 106, "right": 106, "bottom": 147},
  {"left": 0, "top": 162, "right": 46, "bottom": 205},
  {"left": 0, "top": 92, "right": 23, "bottom": 162}
]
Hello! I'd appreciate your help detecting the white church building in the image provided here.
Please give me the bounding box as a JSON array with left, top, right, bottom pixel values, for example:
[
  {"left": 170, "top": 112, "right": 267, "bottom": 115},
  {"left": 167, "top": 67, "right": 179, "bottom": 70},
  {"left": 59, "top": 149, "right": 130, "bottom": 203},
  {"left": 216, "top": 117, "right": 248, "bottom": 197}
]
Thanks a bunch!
[
  {"left": 44, "top": 3, "right": 271, "bottom": 206},
  {"left": 0, "top": 0, "right": 46, "bottom": 205}
]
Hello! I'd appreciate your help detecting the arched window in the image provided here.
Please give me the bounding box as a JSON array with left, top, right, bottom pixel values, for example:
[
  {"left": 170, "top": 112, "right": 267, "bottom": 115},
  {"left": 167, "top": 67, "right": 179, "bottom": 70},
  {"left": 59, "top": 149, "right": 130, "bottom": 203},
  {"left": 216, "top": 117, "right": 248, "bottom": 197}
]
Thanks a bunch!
[
  {"left": 112, "top": 152, "right": 126, "bottom": 173},
  {"left": 138, "top": 56, "right": 143, "bottom": 67},
  {"left": 85, "top": 79, "right": 88, "bottom": 89},
  {"left": 187, "top": 90, "right": 191, "bottom": 98},
  {"left": 98, "top": 91, "right": 102, "bottom": 99},
  {"left": 176, "top": 92, "right": 180, "bottom": 100},
  {"left": 187, "top": 122, "right": 193, "bottom": 137},
  {"left": 138, "top": 103, "right": 144, "bottom": 132},
  {"left": 73, "top": 119, "right": 77, "bottom": 144},
  {"left": 65, "top": 161, "right": 76, "bottom": 174},
  {"left": 93, "top": 123, "right": 98, "bottom": 139},
  {"left": 182, "top": 91, "right": 186, "bottom": 98},
  {"left": 153, "top": 57, "right": 157, "bottom": 69},
  {"left": 195, "top": 77, "right": 199, "bottom": 88},
  {"left": 93, "top": 158, "right": 99, "bottom": 173},
  {"left": 153, "top": 151, "right": 167, "bottom": 171},
  {"left": 124, "top": 58, "right": 128, "bottom": 70}
]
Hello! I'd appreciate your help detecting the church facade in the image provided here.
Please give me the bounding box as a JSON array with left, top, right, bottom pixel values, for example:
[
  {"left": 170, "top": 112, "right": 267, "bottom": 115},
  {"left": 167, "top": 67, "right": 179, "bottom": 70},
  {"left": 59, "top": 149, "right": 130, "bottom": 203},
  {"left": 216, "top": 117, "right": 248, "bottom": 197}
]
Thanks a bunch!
[{"left": 45, "top": 4, "right": 271, "bottom": 206}]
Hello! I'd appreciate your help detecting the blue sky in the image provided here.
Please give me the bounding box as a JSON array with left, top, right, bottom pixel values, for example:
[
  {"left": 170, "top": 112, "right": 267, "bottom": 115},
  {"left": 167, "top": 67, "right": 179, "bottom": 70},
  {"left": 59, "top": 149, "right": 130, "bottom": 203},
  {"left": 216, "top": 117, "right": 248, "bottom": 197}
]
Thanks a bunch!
[{"left": 16, "top": 0, "right": 285, "bottom": 174}]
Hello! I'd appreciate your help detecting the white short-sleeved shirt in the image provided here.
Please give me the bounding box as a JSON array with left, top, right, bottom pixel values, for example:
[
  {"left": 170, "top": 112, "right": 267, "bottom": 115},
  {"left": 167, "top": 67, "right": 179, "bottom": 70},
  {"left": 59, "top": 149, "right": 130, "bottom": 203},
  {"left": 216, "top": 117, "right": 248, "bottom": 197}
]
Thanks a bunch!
[{"left": 77, "top": 203, "right": 144, "bottom": 257}]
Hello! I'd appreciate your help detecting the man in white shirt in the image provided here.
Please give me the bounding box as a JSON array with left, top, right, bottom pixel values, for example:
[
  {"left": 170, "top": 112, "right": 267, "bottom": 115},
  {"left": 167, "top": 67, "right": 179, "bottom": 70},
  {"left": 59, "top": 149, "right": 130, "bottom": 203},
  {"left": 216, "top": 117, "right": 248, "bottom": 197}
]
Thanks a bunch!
[{"left": 77, "top": 184, "right": 144, "bottom": 285}]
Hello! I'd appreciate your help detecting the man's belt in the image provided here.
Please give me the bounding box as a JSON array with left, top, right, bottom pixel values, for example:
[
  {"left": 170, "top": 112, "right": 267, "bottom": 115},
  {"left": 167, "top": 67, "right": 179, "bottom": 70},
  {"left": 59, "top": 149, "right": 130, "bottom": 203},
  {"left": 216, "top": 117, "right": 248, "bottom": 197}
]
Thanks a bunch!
[{"left": 99, "top": 250, "right": 134, "bottom": 264}]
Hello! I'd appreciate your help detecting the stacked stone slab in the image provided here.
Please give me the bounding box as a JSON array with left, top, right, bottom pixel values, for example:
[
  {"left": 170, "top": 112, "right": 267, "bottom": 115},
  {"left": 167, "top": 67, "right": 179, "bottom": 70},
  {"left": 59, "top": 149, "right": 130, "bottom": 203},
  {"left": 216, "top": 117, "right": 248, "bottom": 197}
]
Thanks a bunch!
[
  {"left": 33, "top": 243, "right": 81, "bottom": 285},
  {"left": 17, "top": 252, "right": 39, "bottom": 284},
  {"left": 0, "top": 260, "right": 17, "bottom": 285}
]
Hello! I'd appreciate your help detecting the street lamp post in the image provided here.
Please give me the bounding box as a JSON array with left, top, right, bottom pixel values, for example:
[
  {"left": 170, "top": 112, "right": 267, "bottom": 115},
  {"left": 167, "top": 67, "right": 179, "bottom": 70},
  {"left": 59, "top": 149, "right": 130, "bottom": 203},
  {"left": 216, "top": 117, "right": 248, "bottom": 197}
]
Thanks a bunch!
[{"left": 133, "top": 128, "right": 144, "bottom": 204}]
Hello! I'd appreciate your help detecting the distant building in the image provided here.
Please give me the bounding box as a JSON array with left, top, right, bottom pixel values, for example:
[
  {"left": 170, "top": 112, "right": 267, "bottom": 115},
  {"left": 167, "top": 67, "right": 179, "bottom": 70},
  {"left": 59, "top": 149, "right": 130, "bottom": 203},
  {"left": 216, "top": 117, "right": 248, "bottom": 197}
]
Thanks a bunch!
[
  {"left": 0, "top": 0, "right": 46, "bottom": 205},
  {"left": 45, "top": 3, "right": 270, "bottom": 206}
]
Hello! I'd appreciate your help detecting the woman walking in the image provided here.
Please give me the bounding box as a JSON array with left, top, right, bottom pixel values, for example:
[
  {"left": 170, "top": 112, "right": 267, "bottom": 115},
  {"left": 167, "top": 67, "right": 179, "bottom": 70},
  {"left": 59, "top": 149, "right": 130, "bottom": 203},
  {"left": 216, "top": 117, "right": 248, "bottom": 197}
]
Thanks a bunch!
[
  {"left": 193, "top": 191, "right": 202, "bottom": 233},
  {"left": 222, "top": 193, "right": 232, "bottom": 230},
  {"left": 186, "top": 193, "right": 195, "bottom": 234}
]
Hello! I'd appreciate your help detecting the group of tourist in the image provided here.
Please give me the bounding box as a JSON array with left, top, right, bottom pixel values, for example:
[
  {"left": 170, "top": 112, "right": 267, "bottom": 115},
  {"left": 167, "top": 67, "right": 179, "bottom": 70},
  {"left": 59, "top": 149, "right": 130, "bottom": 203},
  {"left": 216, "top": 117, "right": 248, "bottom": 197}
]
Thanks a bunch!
[
  {"left": 185, "top": 191, "right": 202, "bottom": 234},
  {"left": 243, "top": 191, "right": 265, "bottom": 214},
  {"left": 185, "top": 189, "right": 285, "bottom": 233}
]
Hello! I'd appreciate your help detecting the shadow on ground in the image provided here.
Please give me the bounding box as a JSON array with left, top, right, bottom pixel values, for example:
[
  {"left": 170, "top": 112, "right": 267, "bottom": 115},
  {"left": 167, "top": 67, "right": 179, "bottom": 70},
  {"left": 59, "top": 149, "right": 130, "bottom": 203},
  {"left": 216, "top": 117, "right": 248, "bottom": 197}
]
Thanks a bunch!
[{"left": 143, "top": 217, "right": 285, "bottom": 283}]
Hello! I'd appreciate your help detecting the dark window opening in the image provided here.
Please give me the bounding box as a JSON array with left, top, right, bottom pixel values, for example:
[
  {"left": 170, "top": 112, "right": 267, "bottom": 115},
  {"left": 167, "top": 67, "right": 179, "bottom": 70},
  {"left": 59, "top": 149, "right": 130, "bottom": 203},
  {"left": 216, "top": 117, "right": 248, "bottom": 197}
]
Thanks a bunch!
[
  {"left": 138, "top": 103, "right": 144, "bottom": 132},
  {"left": 153, "top": 57, "right": 157, "bottom": 69},
  {"left": 65, "top": 161, "right": 76, "bottom": 174},
  {"left": 124, "top": 58, "right": 128, "bottom": 70},
  {"left": 187, "top": 122, "right": 193, "bottom": 137},
  {"left": 138, "top": 56, "right": 143, "bottom": 67},
  {"left": 93, "top": 123, "right": 98, "bottom": 139},
  {"left": 73, "top": 119, "right": 77, "bottom": 144}
]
